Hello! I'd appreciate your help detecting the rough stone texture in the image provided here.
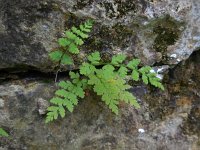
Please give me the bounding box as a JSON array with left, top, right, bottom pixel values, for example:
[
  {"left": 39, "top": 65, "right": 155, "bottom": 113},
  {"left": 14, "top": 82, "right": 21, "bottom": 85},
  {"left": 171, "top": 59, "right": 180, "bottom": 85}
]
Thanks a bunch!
[
  {"left": 0, "top": 0, "right": 200, "bottom": 149},
  {"left": 1, "top": 50, "right": 200, "bottom": 149},
  {"left": 0, "top": 0, "right": 199, "bottom": 71}
]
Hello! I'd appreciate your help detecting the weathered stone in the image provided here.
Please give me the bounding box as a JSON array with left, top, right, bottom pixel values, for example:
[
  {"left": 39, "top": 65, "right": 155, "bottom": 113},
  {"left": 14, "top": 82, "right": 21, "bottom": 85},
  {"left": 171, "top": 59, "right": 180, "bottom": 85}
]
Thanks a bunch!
[
  {"left": 0, "top": 0, "right": 199, "bottom": 71},
  {"left": 0, "top": 98, "right": 4, "bottom": 108},
  {"left": 0, "top": 0, "right": 200, "bottom": 149},
  {"left": 37, "top": 98, "right": 50, "bottom": 115},
  {"left": 0, "top": 59, "right": 200, "bottom": 149}
]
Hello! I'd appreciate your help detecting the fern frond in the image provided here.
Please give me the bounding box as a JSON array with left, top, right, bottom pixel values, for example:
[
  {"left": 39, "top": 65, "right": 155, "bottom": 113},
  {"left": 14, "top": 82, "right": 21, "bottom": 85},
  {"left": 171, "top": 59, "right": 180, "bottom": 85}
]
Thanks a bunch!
[
  {"left": 58, "top": 38, "right": 71, "bottom": 47},
  {"left": 80, "top": 20, "right": 93, "bottom": 33},
  {"left": 71, "top": 26, "right": 89, "bottom": 39},
  {"left": 148, "top": 73, "right": 164, "bottom": 90},
  {"left": 80, "top": 63, "right": 96, "bottom": 75},
  {"left": 46, "top": 79, "right": 86, "bottom": 123},
  {"left": 68, "top": 43, "right": 79, "bottom": 54},
  {"left": 49, "top": 20, "right": 94, "bottom": 66},
  {"left": 47, "top": 20, "right": 165, "bottom": 123},
  {"left": 117, "top": 66, "right": 128, "bottom": 78},
  {"left": 87, "top": 52, "right": 101, "bottom": 65},
  {"left": 65, "top": 31, "right": 77, "bottom": 40},
  {"left": 61, "top": 54, "right": 73, "bottom": 65},
  {"left": 0, "top": 128, "right": 9, "bottom": 137},
  {"left": 127, "top": 59, "right": 140, "bottom": 69},
  {"left": 131, "top": 70, "right": 140, "bottom": 81},
  {"left": 111, "top": 54, "right": 126, "bottom": 66},
  {"left": 49, "top": 50, "right": 63, "bottom": 62},
  {"left": 87, "top": 63, "right": 139, "bottom": 115}
]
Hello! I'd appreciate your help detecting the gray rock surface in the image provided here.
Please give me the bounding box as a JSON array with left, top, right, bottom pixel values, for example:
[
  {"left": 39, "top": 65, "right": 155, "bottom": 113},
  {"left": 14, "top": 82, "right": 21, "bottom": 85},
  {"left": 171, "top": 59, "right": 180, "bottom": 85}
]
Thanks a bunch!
[
  {"left": 0, "top": 0, "right": 200, "bottom": 149},
  {"left": 1, "top": 50, "right": 200, "bottom": 149},
  {"left": 0, "top": 77, "right": 198, "bottom": 149},
  {"left": 0, "top": 0, "right": 199, "bottom": 71}
]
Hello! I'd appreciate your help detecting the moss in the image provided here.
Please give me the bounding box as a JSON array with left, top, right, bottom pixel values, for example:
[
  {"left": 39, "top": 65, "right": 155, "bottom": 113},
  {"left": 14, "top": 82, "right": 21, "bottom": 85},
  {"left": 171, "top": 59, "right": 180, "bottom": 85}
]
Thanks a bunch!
[
  {"left": 100, "top": 0, "right": 147, "bottom": 18},
  {"left": 80, "top": 23, "right": 135, "bottom": 63},
  {"left": 73, "top": 0, "right": 94, "bottom": 10},
  {"left": 63, "top": 13, "right": 84, "bottom": 29},
  {"left": 149, "top": 15, "right": 185, "bottom": 53},
  {"left": 114, "top": 0, "right": 137, "bottom": 18}
]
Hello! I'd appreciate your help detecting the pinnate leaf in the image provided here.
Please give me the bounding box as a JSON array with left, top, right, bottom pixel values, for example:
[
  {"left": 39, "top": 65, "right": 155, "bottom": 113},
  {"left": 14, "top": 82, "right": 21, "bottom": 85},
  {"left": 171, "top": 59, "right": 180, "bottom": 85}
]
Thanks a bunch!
[
  {"left": 132, "top": 70, "right": 139, "bottom": 81},
  {"left": 80, "top": 63, "right": 96, "bottom": 75},
  {"left": 68, "top": 43, "right": 79, "bottom": 54},
  {"left": 88, "top": 52, "right": 101, "bottom": 65},
  {"left": 111, "top": 54, "right": 126, "bottom": 65},
  {"left": 118, "top": 66, "right": 128, "bottom": 78},
  {"left": 127, "top": 59, "right": 140, "bottom": 69},
  {"left": 0, "top": 128, "right": 9, "bottom": 137},
  {"left": 61, "top": 54, "right": 73, "bottom": 65},
  {"left": 49, "top": 50, "right": 63, "bottom": 62},
  {"left": 58, "top": 38, "right": 70, "bottom": 47}
]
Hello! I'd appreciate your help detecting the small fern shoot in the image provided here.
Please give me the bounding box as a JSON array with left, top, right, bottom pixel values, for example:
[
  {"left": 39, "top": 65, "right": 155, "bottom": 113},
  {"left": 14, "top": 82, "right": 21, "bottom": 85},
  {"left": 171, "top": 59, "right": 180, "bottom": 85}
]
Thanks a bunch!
[
  {"left": 49, "top": 19, "right": 93, "bottom": 65},
  {"left": 0, "top": 128, "right": 9, "bottom": 137},
  {"left": 46, "top": 72, "right": 86, "bottom": 123}
]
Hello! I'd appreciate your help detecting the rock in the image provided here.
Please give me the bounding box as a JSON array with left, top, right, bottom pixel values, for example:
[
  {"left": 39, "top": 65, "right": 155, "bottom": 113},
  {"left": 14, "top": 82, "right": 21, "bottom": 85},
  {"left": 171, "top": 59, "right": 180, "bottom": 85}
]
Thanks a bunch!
[
  {"left": 0, "top": 69, "right": 199, "bottom": 149},
  {"left": 0, "top": 98, "right": 4, "bottom": 108},
  {"left": 37, "top": 98, "right": 50, "bottom": 115},
  {"left": 0, "top": 0, "right": 199, "bottom": 71},
  {"left": 0, "top": 0, "right": 200, "bottom": 149}
]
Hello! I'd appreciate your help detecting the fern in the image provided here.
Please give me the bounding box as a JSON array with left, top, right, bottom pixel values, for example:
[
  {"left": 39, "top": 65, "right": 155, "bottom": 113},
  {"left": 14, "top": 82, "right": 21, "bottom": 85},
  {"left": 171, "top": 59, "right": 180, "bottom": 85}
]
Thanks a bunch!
[
  {"left": 0, "top": 128, "right": 9, "bottom": 137},
  {"left": 49, "top": 19, "right": 93, "bottom": 65},
  {"left": 111, "top": 54, "right": 126, "bottom": 66},
  {"left": 46, "top": 75, "right": 86, "bottom": 123},
  {"left": 46, "top": 20, "right": 164, "bottom": 122}
]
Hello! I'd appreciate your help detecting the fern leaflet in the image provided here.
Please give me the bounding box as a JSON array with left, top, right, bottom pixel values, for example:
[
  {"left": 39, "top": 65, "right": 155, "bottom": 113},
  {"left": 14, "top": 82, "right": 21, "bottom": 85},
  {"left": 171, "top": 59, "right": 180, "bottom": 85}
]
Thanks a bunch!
[{"left": 0, "top": 128, "right": 9, "bottom": 137}]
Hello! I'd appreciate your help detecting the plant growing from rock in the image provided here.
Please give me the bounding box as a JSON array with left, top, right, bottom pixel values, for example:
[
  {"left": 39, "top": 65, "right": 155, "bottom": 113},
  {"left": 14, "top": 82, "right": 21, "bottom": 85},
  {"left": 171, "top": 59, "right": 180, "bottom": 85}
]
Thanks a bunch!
[
  {"left": 0, "top": 127, "right": 9, "bottom": 137},
  {"left": 46, "top": 20, "right": 164, "bottom": 123}
]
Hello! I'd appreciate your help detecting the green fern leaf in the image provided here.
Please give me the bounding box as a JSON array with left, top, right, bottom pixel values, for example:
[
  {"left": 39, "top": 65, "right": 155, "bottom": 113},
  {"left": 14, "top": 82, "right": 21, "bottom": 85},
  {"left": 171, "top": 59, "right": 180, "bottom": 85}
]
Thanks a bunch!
[
  {"left": 69, "top": 71, "right": 80, "bottom": 80},
  {"left": 149, "top": 77, "right": 164, "bottom": 90},
  {"left": 61, "top": 54, "right": 73, "bottom": 65},
  {"left": 47, "top": 106, "right": 59, "bottom": 111},
  {"left": 118, "top": 66, "right": 128, "bottom": 78},
  {"left": 63, "top": 100, "right": 74, "bottom": 112},
  {"left": 80, "top": 24, "right": 91, "bottom": 32},
  {"left": 65, "top": 31, "right": 77, "bottom": 40},
  {"left": 111, "top": 54, "right": 126, "bottom": 65},
  {"left": 74, "top": 37, "right": 84, "bottom": 46},
  {"left": 139, "top": 66, "right": 151, "bottom": 74},
  {"left": 80, "top": 63, "right": 96, "bottom": 75},
  {"left": 84, "top": 20, "right": 93, "bottom": 29},
  {"left": 88, "top": 52, "right": 101, "bottom": 65},
  {"left": 46, "top": 106, "right": 59, "bottom": 122},
  {"left": 58, "top": 38, "right": 70, "bottom": 47},
  {"left": 142, "top": 74, "right": 148, "bottom": 84},
  {"left": 50, "top": 97, "right": 64, "bottom": 105},
  {"left": 59, "top": 106, "right": 66, "bottom": 118},
  {"left": 108, "top": 100, "right": 119, "bottom": 115},
  {"left": 72, "top": 86, "right": 85, "bottom": 98},
  {"left": 58, "top": 81, "right": 73, "bottom": 90},
  {"left": 127, "top": 59, "right": 140, "bottom": 69},
  {"left": 49, "top": 50, "right": 63, "bottom": 62},
  {"left": 132, "top": 70, "right": 139, "bottom": 81},
  {"left": 121, "top": 92, "right": 140, "bottom": 108},
  {"left": 71, "top": 26, "right": 89, "bottom": 39},
  {"left": 55, "top": 89, "right": 69, "bottom": 98},
  {"left": 68, "top": 93, "right": 78, "bottom": 105},
  {"left": 0, "top": 128, "right": 9, "bottom": 137},
  {"left": 68, "top": 43, "right": 79, "bottom": 54},
  {"left": 101, "top": 65, "right": 115, "bottom": 79},
  {"left": 45, "top": 113, "right": 54, "bottom": 123}
]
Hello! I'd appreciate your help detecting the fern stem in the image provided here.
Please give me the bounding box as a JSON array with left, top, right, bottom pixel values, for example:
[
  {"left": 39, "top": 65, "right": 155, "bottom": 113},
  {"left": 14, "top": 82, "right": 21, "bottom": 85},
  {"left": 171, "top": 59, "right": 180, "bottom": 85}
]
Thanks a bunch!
[{"left": 55, "top": 69, "right": 60, "bottom": 83}]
